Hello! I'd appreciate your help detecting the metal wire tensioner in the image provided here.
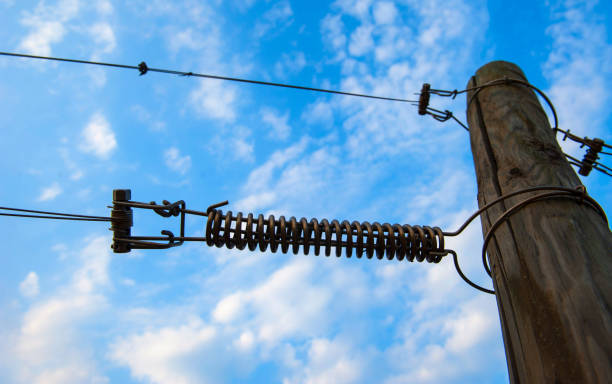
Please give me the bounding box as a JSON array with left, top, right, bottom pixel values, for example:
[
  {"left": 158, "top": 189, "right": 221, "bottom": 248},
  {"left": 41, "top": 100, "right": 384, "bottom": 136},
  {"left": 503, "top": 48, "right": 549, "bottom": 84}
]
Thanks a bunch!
[
  {"left": 1, "top": 186, "right": 606, "bottom": 295},
  {"left": 110, "top": 189, "right": 446, "bottom": 263},
  {"left": 106, "top": 185, "right": 608, "bottom": 295}
]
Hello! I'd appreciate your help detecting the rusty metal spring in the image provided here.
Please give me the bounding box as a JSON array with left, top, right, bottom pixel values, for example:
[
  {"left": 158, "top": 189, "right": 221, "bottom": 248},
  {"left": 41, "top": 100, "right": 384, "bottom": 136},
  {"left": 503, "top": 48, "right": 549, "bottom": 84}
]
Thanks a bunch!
[{"left": 205, "top": 209, "right": 445, "bottom": 262}]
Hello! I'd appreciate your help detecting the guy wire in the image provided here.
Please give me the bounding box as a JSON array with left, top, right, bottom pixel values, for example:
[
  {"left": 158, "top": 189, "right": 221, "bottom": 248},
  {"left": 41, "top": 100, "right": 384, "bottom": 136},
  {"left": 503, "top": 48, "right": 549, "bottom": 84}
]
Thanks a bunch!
[
  {"left": 0, "top": 206, "right": 112, "bottom": 222},
  {"left": 0, "top": 51, "right": 417, "bottom": 104}
]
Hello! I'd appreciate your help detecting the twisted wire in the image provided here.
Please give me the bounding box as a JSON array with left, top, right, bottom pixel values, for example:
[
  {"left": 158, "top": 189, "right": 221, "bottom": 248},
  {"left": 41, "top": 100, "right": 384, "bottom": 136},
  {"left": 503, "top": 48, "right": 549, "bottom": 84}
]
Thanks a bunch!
[{"left": 0, "top": 206, "right": 112, "bottom": 222}]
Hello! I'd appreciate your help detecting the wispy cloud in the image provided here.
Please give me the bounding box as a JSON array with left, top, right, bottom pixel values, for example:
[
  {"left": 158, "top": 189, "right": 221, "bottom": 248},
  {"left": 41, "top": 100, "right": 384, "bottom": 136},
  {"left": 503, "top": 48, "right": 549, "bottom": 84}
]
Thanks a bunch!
[
  {"left": 348, "top": 25, "right": 374, "bottom": 56},
  {"left": 173, "top": 28, "right": 203, "bottom": 50},
  {"left": 18, "top": 0, "right": 80, "bottom": 55},
  {"left": 94, "top": 0, "right": 112, "bottom": 15},
  {"left": 79, "top": 112, "right": 117, "bottom": 159},
  {"left": 110, "top": 318, "right": 217, "bottom": 384},
  {"left": 302, "top": 99, "right": 334, "bottom": 126},
  {"left": 37, "top": 182, "right": 62, "bottom": 202},
  {"left": 253, "top": 0, "right": 293, "bottom": 38},
  {"left": 59, "top": 147, "right": 84, "bottom": 181},
  {"left": 12, "top": 236, "right": 111, "bottom": 383},
  {"left": 19, "top": 272, "right": 39, "bottom": 298},
  {"left": 89, "top": 21, "right": 116, "bottom": 56},
  {"left": 260, "top": 107, "right": 291, "bottom": 140},
  {"left": 190, "top": 79, "right": 237, "bottom": 122},
  {"left": 274, "top": 51, "right": 306, "bottom": 78},
  {"left": 208, "top": 125, "right": 255, "bottom": 163},
  {"left": 373, "top": 2, "right": 398, "bottom": 25},
  {"left": 544, "top": 0, "right": 612, "bottom": 157},
  {"left": 164, "top": 147, "right": 192, "bottom": 175}
]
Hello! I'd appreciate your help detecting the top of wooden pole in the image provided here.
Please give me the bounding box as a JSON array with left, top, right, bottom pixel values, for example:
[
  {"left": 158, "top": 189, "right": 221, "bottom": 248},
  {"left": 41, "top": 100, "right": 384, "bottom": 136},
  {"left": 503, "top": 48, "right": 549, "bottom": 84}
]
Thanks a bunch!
[{"left": 467, "top": 60, "right": 581, "bottom": 191}]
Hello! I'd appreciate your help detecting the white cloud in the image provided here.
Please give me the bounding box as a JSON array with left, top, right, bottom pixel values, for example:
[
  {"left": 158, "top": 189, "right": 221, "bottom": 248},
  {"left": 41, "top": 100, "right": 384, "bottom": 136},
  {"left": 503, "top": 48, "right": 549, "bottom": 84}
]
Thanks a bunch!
[
  {"left": 80, "top": 112, "right": 117, "bottom": 159},
  {"left": 19, "top": 272, "right": 39, "bottom": 298},
  {"left": 261, "top": 107, "right": 291, "bottom": 140},
  {"left": 232, "top": 136, "right": 255, "bottom": 162},
  {"left": 208, "top": 125, "right": 255, "bottom": 163},
  {"left": 254, "top": 0, "right": 293, "bottom": 38},
  {"left": 95, "top": 0, "right": 113, "bottom": 15},
  {"left": 213, "top": 292, "right": 245, "bottom": 323},
  {"left": 274, "top": 51, "right": 307, "bottom": 78},
  {"left": 59, "top": 147, "right": 84, "bottom": 181},
  {"left": 18, "top": 0, "right": 80, "bottom": 55},
  {"left": 167, "top": 28, "right": 206, "bottom": 53},
  {"left": 233, "top": 331, "right": 255, "bottom": 352},
  {"left": 302, "top": 99, "right": 334, "bottom": 126},
  {"left": 89, "top": 22, "right": 116, "bottom": 55},
  {"left": 334, "top": 0, "right": 373, "bottom": 21},
  {"left": 348, "top": 25, "right": 374, "bottom": 56},
  {"left": 234, "top": 137, "right": 310, "bottom": 211},
  {"left": 208, "top": 258, "right": 370, "bottom": 352},
  {"left": 37, "top": 182, "right": 62, "bottom": 202},
  {"left": 18, "top": 21, "right": 65, "bottom": 56},
  {"left": 110, "top": 319, "right": 217, "bottom": 384},
  {"left": 164, "top": 147, "right": 192, "bottom": 175},
  {"left": 383, "top": 295, "right": 500, "bottom": 384},
  {"left": 544, "top": 0, "right": 612, "bottom": 157},
  {"left": 443, "top": 300, "right": 496, "bottom": 353},
  {"left": 321, "top": 14, "right": 346, "bottom": 54},
  {"left": 14, "top": 236, "right": 111, "bottom": 383},
  {"left": 234, "top": 0, "right": 256, "bottom": 12},
  {"left": 373, "top": 1, "right": 398, "bottom": 25},
  {"left": 190, "top": 79, "right": 237, "bottom": 122},
  {"left": 303, "top": 338, "right": 363, "bottom": 384},
  {"left": 282, "top": 338, "right": 364, "bottom": 384}
]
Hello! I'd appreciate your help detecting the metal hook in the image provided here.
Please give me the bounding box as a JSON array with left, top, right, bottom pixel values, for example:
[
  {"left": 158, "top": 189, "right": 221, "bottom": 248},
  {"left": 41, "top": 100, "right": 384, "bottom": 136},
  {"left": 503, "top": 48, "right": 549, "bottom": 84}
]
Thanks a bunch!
[
  {"left": 152, "top": 200, "right": 182, "bottom": 217},
  {"left": 206, "top": 200, "right": 229, "bottom": 215}
]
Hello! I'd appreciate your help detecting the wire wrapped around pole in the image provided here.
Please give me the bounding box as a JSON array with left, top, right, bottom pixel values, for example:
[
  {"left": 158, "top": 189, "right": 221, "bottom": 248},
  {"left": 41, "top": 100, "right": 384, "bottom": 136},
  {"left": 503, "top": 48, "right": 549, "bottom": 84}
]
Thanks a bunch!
[{"left": 205, "top": 209, "right": 446, "bottom": 262}]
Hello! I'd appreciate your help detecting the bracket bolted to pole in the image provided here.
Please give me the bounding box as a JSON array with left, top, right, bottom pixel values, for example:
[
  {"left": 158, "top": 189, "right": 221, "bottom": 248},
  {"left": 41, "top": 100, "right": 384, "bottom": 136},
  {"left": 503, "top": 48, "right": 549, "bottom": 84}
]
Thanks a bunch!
[{"left": 110, "top": 189, "right": 133, "bottom": 253}]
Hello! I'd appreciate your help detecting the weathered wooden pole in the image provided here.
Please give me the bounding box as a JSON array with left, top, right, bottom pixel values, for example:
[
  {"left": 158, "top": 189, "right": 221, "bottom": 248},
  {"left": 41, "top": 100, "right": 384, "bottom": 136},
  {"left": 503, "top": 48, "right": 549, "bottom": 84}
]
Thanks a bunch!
[{"left": 466, "top": 61, "right": 612, "bottom": 383}]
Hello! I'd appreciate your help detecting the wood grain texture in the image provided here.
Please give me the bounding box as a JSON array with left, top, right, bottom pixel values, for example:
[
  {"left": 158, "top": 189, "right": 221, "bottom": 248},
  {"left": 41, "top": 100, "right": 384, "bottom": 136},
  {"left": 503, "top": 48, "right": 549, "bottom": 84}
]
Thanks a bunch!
[{"left": 466, "top": 61, "right": 612, "bottom": 384}]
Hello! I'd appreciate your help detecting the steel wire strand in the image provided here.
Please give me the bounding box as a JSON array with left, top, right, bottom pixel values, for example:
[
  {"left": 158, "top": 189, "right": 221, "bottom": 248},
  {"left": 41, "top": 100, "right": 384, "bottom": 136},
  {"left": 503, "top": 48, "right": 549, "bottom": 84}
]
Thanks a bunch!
[
  {"left": 0, "top": 206, "right": 112, "bottom": 222},
  {"left": 0, "top": 51, "right": 417, "bottom": 104}
]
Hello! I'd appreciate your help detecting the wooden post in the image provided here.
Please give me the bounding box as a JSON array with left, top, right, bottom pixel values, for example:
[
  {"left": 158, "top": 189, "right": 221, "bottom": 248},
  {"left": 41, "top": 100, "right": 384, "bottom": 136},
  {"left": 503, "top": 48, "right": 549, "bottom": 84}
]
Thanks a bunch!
[{"left": 466, "top": 61, "right": 612, "bottom": 383}]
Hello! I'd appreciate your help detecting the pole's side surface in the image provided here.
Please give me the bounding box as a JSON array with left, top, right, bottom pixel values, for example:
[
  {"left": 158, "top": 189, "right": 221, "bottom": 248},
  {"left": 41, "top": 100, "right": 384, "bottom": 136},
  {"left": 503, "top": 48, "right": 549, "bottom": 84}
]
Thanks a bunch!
[{"left": 466, "top": 61, "right": 612, "bottom": 383}]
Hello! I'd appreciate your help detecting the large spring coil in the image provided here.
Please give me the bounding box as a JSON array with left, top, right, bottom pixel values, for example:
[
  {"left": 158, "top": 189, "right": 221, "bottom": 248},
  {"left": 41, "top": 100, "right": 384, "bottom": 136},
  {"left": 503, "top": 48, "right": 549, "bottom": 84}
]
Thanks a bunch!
[{"left": 205, "top": 209, "right": 446, "bottom": 262}]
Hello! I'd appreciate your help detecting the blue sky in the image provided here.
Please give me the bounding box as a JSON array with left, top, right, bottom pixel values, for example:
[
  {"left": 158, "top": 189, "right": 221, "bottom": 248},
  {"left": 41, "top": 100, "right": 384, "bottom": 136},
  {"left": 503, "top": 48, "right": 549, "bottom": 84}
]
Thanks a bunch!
[{"left": 0, "top": 0, "right": 611, "bottom": 383}]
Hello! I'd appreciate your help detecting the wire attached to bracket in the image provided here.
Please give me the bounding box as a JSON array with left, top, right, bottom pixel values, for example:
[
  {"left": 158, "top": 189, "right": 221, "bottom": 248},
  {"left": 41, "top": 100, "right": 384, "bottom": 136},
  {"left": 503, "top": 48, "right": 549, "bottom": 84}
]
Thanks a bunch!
[
  {"left": 416, "top": 83, "right": 469, "bottom": 131},
  {"left": 107, "top": 186, "right": 607, "bottom": 295},
  {"left": 2, "top": 185, "right": 607, "bottom": 296}
]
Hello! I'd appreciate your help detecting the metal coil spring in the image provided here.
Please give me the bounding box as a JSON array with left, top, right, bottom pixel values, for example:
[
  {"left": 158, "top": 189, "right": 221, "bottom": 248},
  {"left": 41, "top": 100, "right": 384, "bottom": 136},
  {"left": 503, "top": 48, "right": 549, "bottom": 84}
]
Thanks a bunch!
[{"left": 205, "top": 210, "right": 445, "bottom": 262}]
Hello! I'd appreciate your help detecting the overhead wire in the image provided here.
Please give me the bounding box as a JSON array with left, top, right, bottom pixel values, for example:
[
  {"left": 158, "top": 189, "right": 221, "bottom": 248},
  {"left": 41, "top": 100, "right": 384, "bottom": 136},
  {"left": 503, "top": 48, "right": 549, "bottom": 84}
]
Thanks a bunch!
[
  {"left": 0, "top": 51, "right": 418, "bottom": 104},
  {"left": 3, "top": 50, "right": 610, "bottom": 151},
  {"left": 0, "top": 206, "right": 112, "bottom": 222}
]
